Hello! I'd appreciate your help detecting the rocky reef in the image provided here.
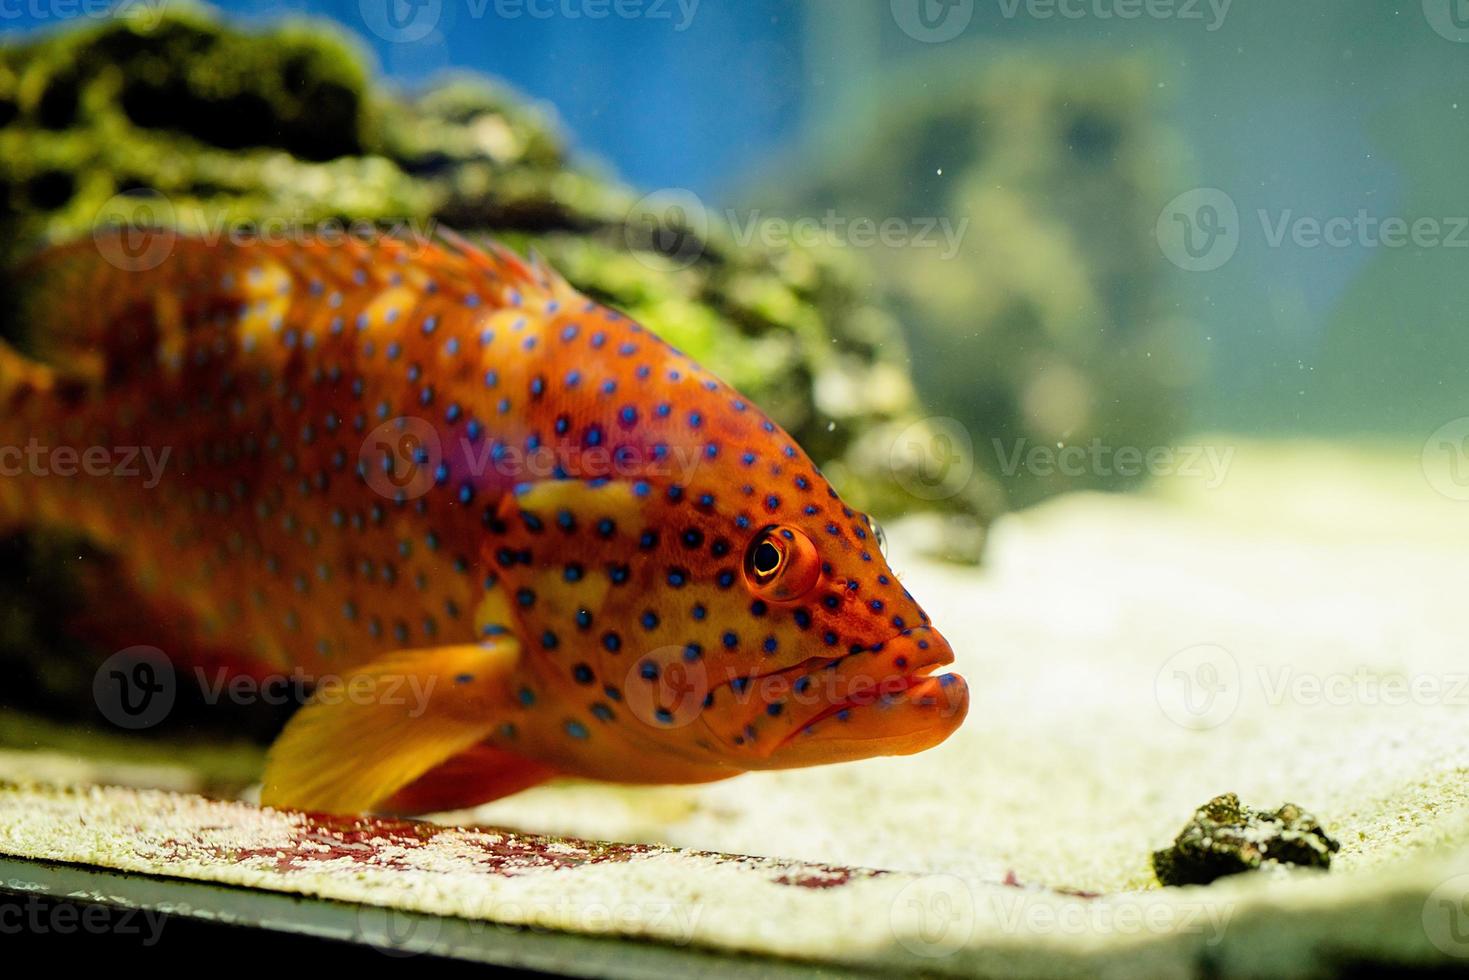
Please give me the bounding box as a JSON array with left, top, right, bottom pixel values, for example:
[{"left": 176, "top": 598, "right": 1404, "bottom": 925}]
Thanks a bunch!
[
  {"left": 754, "top": 52, "right": 1194, "bottom": 509},
  {"left": 1152, "top": 793, "right": 1341, "bottom": 886}
]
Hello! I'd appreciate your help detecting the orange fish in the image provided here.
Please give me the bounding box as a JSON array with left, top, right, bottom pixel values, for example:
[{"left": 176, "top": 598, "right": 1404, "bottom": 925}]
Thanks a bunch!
[{"left": 0, "top": 231, "right": 968, "bottom": 814}]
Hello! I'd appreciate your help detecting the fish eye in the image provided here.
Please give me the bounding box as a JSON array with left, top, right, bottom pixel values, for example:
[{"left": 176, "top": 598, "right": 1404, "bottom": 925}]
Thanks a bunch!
[
  {"left": 743, "top": 525, "right": 821, "bottom": 603},
  {"left": 752, "top": 540, "right": 783, "bottom": 578}
]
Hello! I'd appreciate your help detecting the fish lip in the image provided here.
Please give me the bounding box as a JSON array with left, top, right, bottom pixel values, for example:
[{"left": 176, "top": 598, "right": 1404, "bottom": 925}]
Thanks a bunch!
[
  {"left": 770, "top": 627, "right": 958, "bottom": 752},
  {"left": 716, "top": 626, "right": 950, "bottom": 698}
]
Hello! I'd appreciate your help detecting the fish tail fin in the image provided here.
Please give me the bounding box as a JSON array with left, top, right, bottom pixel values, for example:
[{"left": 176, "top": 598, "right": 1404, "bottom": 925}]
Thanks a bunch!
[
  {"left": 13, "top": 232, "right": 225, "bottom": 383},
  {"left": 0, "top": 334, "right": 57, "bottom": 408},
  {"left": 0, "top": 337, "right": 70, "bottom": 530}
]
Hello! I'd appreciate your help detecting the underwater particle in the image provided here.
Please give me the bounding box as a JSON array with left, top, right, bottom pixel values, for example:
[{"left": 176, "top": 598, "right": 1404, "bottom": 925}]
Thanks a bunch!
[{"left": 1151, "top": 792, "right": 1341, "bottom": 887}]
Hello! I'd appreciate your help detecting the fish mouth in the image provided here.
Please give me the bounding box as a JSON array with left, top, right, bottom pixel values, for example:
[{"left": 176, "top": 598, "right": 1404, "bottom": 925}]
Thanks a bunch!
[{"left": 738, "top": 626, "right": 969, "bottom": 767}]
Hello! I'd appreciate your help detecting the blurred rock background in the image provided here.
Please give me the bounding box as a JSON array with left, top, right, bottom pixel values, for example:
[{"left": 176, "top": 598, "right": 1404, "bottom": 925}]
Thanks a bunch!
[{"left": 749, "top": 52, "right": 1193, "bottom": 509}]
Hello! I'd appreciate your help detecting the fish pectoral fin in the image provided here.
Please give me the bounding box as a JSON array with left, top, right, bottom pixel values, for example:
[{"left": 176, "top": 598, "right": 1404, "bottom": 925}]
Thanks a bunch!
[
  {"left": 381, "top": 743, "right": 558, "bottom": 815},
  {"left": 259, "top": 639, "right": 521, "bottom": 815}
]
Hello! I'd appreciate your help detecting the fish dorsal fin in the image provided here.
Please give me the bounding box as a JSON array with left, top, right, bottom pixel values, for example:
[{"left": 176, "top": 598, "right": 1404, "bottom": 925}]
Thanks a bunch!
[{"left": 13, "top": 229, "right": 578, "bottom": 384}]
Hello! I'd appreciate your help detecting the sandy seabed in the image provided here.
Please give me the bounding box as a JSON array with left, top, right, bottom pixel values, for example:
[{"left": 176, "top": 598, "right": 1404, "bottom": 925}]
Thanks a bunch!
[{"left": 2, "top": 439, "right": 1467, "bottom": 975}]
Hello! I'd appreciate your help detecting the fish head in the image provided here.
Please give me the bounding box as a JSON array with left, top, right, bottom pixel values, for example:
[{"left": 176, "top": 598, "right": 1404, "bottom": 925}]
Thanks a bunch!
[
  {"left": 652, "top": 493, "right": 970, "bottom": 773},
  {"left": 489, "top": 364, "right": 968, "bottom": 780}
]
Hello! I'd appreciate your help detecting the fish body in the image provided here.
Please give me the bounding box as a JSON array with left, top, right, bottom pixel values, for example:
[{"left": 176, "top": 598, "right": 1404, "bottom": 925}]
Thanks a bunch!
[{"left": 1, "top": 232, "right": 968, "bottom": 813}]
